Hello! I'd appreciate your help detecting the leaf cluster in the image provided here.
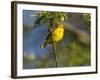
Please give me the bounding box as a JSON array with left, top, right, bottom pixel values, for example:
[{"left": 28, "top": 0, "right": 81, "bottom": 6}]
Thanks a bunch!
[{"left": 31, "top": 11, "right": 69, "bottom": 30}]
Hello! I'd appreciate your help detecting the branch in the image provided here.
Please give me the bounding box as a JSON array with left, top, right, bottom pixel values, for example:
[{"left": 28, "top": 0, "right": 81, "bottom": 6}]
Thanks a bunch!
[{"left": 61, "top": 22, "right": 90, "bottom": 46}]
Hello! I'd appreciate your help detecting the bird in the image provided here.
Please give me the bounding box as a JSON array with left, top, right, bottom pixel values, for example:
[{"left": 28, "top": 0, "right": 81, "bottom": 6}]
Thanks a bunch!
[{"left": 40, "top": 24, "right": 64, "bottom": 48}]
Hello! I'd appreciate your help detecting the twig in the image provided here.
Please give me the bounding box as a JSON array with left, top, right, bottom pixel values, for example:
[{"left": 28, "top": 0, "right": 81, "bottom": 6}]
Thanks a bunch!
[{"left": 49, "top": 12, "right": 58, "bottom": 67}]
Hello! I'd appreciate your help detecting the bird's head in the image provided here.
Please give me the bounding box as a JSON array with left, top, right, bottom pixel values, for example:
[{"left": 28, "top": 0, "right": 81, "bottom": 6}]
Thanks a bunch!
[
  {"left": 59, "top": 25, "right": 64, "bottom": 29},
  {"left": 58, "top": 25, "right": 64, "bottom": 32}
]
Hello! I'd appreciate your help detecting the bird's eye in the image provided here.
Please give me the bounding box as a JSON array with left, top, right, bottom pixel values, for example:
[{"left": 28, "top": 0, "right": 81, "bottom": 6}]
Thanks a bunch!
[{"left": 60, "top": 25, "right": 63, "bottom": 28}]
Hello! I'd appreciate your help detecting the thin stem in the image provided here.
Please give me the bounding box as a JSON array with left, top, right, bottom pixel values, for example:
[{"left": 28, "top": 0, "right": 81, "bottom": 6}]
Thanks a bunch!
[{"left": 49, "top": 12, "right": 58, "bottom": 67}]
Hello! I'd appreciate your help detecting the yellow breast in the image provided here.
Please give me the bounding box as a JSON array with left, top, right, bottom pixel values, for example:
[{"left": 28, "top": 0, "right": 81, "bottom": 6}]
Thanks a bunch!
[{"left": 53, "top": 27, "right": 64, "bottom": 42}]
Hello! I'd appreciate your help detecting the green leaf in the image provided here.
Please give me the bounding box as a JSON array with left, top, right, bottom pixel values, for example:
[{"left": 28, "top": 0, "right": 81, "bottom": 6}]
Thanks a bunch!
[
  {"left": 33, "top": 15, "right": 46, "bottom": 29},
  {"left": 30, "top": 14, "right": 39, "bottom": 17}
]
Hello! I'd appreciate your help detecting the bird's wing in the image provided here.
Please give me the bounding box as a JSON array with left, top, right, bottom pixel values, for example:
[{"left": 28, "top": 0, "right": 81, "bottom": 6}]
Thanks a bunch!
[
  {"left": 45, "top": 32, "right": 53, "bottom": 43},
  {"left": 45, "top": 32, "right": 51, "bottom": 40}
]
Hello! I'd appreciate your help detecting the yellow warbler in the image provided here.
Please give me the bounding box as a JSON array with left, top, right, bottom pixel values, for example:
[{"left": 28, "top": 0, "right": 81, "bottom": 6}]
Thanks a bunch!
[{"left": 40, "top": 25, "right": 64, "bottom": 48}]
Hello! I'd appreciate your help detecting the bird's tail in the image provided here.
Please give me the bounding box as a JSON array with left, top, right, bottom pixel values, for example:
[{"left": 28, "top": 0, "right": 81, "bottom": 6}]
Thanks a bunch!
[{"left": 40, "top": 42, "right": 47, "bottom": 48}]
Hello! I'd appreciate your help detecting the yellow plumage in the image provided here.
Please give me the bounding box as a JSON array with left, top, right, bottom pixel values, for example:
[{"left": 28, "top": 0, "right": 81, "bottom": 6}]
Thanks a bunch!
[
  {"left": 40, "top": 25, "right": 64, "bottom": 48},
  {"left": 52, "top": 25, "right": 64, "bottom": 42}
]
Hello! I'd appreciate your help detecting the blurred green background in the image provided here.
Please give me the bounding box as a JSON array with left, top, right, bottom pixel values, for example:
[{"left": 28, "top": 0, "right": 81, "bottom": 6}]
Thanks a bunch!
[{"left": 23, "top": 10, "right": 91, "bottom": 69}]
